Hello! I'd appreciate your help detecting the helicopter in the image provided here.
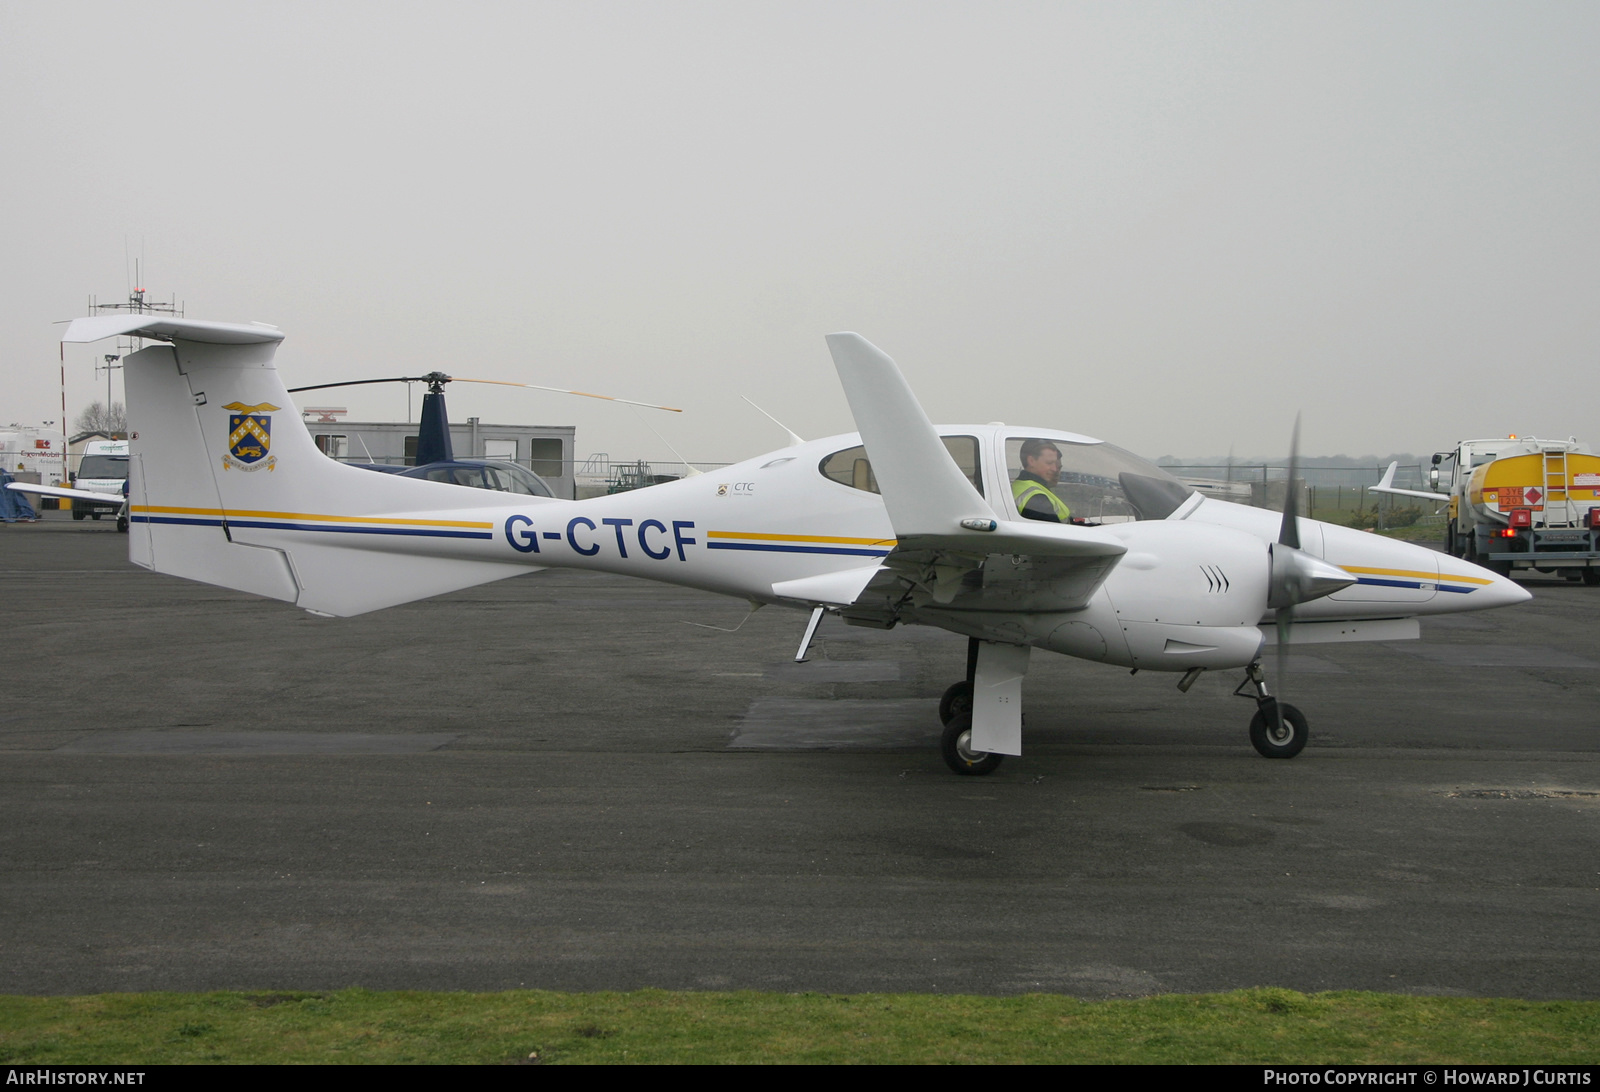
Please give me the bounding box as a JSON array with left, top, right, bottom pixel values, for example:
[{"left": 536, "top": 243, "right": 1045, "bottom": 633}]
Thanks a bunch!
[{"left": 287, "top": 370, "right": 682, "bottom": 498}]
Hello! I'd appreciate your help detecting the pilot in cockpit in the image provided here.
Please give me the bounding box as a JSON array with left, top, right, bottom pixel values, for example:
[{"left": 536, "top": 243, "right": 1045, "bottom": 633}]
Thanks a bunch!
[{"left": 1011, "top": 438, "right": 1073, "bottom": 523}]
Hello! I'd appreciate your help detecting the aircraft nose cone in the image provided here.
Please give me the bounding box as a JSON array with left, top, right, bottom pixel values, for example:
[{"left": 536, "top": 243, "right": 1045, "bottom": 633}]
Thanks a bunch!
[
  {"left": 1441, "top": 557, "right": 1532, "bottom": 609},
  {"left": 1478, "top": 571, "right": 1533, "bottom": 608}
]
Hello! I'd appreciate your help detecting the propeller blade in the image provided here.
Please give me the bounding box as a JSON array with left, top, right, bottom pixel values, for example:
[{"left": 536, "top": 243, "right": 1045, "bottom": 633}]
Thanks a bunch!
[
  {"left": 1278, "top": 412, "right": 1302, "bottom": 550},
  {"left": 450, "top": 378, "right": 682, "bottom": 413},
  {"left": 1274, "top": 603, "right": 1294, "bottom": 737},
  {"left": 1274, "top": 413, "right": 1303, "bottom": 739},
  {"left": 1266, "top": 412, "right": 1353, "bottom": 610}
]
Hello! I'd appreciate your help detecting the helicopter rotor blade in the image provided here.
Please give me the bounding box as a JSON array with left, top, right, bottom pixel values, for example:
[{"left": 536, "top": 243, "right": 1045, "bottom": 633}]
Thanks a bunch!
[
  {"left": 449, "top": 377, "right": 682, "bottom": 413},
  {"left": 290, "top": 374, "right": 679, "bottom": 412},
  {"left": 287, "top": 376, "right": 439, "bottom": 394}
]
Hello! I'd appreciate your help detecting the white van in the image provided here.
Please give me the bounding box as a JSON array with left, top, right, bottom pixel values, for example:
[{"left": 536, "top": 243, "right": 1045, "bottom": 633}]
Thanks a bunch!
[{"left": 72, "top": 439, "right": 129, "bottom": 524}]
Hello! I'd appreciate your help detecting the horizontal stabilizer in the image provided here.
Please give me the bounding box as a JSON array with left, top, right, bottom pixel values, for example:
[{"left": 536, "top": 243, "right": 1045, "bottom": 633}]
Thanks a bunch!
[
  {"left": 772, "top": 565, "right": 885, "bottom": 606},
  {"left": 60, "top": 315, "right": 285, "bottom": 345},
  {"left": 6, "top": 482, "right": 124, "bottom": 505}
]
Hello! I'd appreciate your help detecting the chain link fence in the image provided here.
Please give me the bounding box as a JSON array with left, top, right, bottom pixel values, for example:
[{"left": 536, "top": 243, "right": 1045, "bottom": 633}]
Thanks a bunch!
[{"left": 1160, "top": 463, "right": 1445, "bottom": 532}]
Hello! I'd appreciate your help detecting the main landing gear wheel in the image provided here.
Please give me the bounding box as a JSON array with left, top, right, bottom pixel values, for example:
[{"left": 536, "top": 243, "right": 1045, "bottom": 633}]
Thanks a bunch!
[
  {"left": 938, "top": 680, "right": 973, "bottom": 725},
  {"left": 1249, "top": 702, "right": 1308, "bottom": 759},
  {"left": 116, "top": 515, "right": 128, "bottom": 533},
  {"left": 941, "top": 713, "right": 1003, "bottom": 776}
]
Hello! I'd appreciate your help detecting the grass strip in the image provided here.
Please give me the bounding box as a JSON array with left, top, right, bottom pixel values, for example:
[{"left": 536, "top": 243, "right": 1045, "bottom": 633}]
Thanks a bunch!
[{"left": 3, "top": 988, "right": 1598, "bottom": 1064}]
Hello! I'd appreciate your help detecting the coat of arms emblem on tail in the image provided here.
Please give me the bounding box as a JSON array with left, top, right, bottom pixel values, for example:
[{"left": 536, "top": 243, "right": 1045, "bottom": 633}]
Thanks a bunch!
[{"left": 222, "top": 402, "right": 280, "bottom": 471}]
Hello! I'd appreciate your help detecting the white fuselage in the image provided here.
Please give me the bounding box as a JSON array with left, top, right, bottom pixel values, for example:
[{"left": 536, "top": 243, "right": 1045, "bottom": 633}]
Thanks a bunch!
[{"left": 145, "top": 423, "right": 1523, "bottom": 671}]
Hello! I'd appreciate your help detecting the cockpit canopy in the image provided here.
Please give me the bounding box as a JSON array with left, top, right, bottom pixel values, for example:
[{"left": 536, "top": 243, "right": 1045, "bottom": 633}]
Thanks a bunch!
[
  {"left": 817, "top": 431, "right": 1193, "bottom": 523},
  {"left": 1003, "top": 436, "right": 1192, "bottom": 522}
]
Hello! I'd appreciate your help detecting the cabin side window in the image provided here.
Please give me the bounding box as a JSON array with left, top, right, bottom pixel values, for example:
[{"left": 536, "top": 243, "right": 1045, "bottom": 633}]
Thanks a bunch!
[{"left": 818, "top": 435, "right": 984, "bottom": 496}]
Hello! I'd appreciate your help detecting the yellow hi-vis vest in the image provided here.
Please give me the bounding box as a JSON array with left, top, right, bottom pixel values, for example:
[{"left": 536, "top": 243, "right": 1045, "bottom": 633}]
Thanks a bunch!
[{"left": 1012, "top": 477, "right": 1071, "bottom": 521}]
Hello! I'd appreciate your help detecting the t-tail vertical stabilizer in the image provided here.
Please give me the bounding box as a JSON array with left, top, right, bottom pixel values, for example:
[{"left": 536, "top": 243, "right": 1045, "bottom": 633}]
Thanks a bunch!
[{"left": 64, "top": 316, "right": 531, "bottom": 616}]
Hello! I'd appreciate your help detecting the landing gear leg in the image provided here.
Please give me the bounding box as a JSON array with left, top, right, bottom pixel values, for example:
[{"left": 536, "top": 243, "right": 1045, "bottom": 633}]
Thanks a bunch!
[
  {"left": 937, "top": 638, "right": 979, "bottom": 726},
  {"left": 937, "top": 639, "right": 1027, "bottom": 776},
  {"left": 1234, "top": 662, "right": 1308, "bottom": 759}
]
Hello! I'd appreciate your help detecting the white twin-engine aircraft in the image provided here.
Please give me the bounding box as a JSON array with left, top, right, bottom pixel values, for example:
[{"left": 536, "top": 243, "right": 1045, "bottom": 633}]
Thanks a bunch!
[{"left": 60, "top": 314, "right": 1528, "bottom": 775}]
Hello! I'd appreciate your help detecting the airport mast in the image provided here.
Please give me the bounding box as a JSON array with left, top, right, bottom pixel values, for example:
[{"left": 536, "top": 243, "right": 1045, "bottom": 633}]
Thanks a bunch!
[{"left": 84, "top": 262, "right": 184, "bottom": 431}]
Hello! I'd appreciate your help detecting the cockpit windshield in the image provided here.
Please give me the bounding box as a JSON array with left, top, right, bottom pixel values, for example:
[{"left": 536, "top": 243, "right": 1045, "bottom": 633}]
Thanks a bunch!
[{"left": 1007, "top": 437, "right": 1192, "bottom": 523}]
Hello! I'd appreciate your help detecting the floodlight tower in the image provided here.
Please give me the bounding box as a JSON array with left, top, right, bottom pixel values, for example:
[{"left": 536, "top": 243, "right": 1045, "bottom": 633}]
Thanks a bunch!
[{"left": 85, "top": 262, "right": 185, "bottom": 428}]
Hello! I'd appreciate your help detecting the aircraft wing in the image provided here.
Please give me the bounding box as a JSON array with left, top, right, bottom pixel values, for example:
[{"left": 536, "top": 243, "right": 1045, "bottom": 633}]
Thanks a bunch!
[
  {"left": 892, "top": 520, "right": 1126, "bottom": 559},
  {"left": 825, "top": 332, "right": 1126, "bottom": 610},
  {"left": 6, "top": 482, "right": 125, "bottom": 505},
  {"left": 1369, "top": 461, "right": 1449, "bottom": 501}
]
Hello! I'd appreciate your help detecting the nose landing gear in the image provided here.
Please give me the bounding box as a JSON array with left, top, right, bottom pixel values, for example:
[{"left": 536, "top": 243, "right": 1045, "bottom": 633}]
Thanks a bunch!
[{"left": 1235, "top": 662, "right": 1308, "bottom": 758}]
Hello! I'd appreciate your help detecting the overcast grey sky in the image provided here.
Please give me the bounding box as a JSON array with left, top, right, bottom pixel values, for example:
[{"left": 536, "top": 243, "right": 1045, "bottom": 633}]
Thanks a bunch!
[{"left": 3, "top": 1, "right": 1597, "bottom": 464}]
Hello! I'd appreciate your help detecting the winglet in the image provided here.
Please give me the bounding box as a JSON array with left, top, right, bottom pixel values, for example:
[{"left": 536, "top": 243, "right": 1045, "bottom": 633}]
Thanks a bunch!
[
  {"left": 1368, "top": 460, "right": 1450, "bottom": 501},
  {"left": 825, "top": 333, "right": 994, "bottom": 535}
]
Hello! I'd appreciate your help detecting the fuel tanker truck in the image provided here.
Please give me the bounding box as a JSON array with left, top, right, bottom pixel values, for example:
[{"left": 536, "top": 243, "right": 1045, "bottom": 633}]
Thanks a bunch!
[{"left": 1372, "top": 436, "right": 1600, "bottom": 583}]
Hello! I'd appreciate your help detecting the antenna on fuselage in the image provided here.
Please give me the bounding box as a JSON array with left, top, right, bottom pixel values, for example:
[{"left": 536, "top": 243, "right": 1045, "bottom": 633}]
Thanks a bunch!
[{"left": 741, "top": 396, "right": 804, "bottom": 447}]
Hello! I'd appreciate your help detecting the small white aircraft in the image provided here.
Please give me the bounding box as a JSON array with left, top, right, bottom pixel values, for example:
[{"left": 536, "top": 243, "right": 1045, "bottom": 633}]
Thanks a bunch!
[{"left": 56, "top": 313, "right": 1529, "bottom": 774}]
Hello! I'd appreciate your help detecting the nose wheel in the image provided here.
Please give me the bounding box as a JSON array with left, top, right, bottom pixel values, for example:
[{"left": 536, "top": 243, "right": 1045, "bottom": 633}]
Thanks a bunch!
[
  {"left": 1248, "top": 700, "right": 1308, "bottom": 758},
  {"left": 1235, "top": 662, "right": 1309, "bottom": 759}
]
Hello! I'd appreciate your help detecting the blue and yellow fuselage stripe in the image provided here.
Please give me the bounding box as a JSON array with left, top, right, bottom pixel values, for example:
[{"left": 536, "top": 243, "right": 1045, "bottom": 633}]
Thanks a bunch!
[
  {"left": 129, "top": 505, "right": 495, "bottom": 539},
  {"left": 705, "top": 530, "right": 896, "bottom": 558},
  {"left": 1341, "top": 565, "right": 1493, "bottom": 595}
]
